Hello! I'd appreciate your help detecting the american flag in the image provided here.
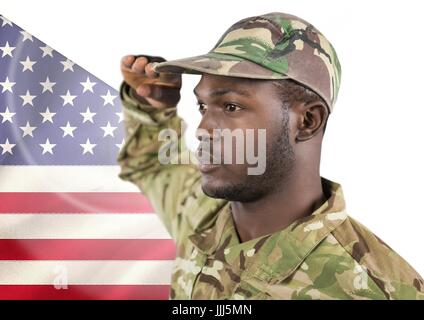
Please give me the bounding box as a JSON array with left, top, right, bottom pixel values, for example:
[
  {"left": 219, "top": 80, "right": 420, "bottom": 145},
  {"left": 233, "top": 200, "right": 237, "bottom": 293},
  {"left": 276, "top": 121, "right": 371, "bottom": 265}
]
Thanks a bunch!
[{"left": 0, "top": 15, "right": 174, "bottom": 299}]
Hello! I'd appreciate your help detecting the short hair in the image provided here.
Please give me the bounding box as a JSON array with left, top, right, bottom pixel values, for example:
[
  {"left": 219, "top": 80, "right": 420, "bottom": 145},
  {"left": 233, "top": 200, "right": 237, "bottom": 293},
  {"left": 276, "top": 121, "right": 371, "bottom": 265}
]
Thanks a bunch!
[{"left": 271, "top": 79, "right": 329, "bottom": 133}]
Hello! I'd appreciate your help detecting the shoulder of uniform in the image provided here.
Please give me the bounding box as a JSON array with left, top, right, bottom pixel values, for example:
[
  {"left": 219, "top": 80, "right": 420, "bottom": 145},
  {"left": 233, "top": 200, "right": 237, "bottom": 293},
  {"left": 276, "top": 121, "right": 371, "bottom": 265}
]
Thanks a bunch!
[{"left": 329, "top": 215, "right": 424, "bottom": 299}]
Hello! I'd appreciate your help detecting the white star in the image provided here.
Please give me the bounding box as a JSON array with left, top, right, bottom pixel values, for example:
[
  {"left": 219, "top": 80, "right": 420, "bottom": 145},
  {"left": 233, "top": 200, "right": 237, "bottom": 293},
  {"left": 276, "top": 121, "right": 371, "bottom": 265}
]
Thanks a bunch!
[
  {"left": 40, "top": 45, "right": 54, "bottom": 58},
  {"left": 60, "top": 90, "right": 77, "bottom": 106},
  {"left": 80, "top": 138, "right": 96, "bottom": 155},
  {"left": 80, "top": 77, "right": 97, "bottom": 93},
  {"left": 19, "top": 121, "right": 37, "bottom": 137},
  {"left": 20, "top": 30, "right": 33, "bottom": 42},
  {"left": 100, "top": 90, "right": 117, "bottom": 106},
  {"left": 39, "top": 107, "right": 56, "bottom": 123},
  {"left": 39, "top": 138, "right": 56, "bottom": 155},
  {"left": 100, "top": 121, "right": 117, "bottom": 137},
  {"left": 0, "top": 138, "right": 15, "bottom": 155},
  {"left": 0, "top": 107, "right": 15, "bottom": 123},
  {"left": 40, "top": 77, "right": 56, "bottom": 93},
  {"left": 0, "top": 41, "right": 15, "bottom": 57},
  {"left": 61, "top": 59, "right": 74, "bottom": 72},
  {"left": 0, "top": 16, "right": 13, "bottom": 27},
  {"left": 0, "top": 77, "right": 15, "bottom": 93},
  {"left": 80, "top": 107, "right": 96, "bottom": 123},
  {"left": 20, "top": 56, "right": 36, "bottom": 72},
  {"left": 20, "top": 90, "right": 36, "bottom": 106},
  {"left": 60, "top": 121, "right": 77, "bottom": 137},
  {"left": 116, "top": 138, "right": 125, "bottom": 150},
  {"left": 115, "top": 112, "right": 123, "bottom": 123}
]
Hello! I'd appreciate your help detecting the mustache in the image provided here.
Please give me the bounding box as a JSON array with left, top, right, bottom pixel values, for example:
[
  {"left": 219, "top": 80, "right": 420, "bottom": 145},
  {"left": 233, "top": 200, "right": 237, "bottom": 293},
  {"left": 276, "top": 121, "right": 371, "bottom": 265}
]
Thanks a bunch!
[{"left": 195, "top": 143, "right": 222, "bottom": 164}]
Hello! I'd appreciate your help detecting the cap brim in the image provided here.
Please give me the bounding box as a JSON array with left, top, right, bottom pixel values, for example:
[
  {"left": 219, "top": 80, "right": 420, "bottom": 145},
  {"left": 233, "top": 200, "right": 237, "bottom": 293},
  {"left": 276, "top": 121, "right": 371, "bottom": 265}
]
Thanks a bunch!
[{"left": 152, "top": 52, "right": 288, "bottom": 80}]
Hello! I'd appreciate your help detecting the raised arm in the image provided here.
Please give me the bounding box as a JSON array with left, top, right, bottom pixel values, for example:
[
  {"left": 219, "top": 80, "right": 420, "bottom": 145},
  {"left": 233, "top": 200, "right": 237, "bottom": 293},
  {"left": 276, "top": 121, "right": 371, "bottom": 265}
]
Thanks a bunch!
[{"left": 117, "top": 55, "right": 225, "bottom": 243}]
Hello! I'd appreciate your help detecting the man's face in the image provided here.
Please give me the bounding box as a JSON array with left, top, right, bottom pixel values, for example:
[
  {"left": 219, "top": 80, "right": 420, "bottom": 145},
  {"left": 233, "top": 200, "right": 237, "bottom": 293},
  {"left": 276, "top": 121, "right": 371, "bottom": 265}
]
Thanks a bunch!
[{"left": 194, "top": 74, "right": 296, "bottom": 202}]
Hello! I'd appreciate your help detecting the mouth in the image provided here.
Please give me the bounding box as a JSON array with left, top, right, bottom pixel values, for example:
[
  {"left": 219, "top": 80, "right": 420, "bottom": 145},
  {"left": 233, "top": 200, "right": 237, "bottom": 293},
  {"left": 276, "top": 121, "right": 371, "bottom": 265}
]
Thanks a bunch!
[
  {"left": 195, "top": 147, "right": 222, "bottom": 174},
  {"left": 198, "top": 162, "right": 221, "bottom": 173}
]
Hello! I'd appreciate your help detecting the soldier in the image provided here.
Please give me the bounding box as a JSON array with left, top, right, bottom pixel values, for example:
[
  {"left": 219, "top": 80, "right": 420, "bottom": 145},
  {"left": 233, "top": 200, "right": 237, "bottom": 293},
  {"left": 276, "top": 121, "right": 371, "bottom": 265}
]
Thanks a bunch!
[{"left": 118, "top": 12, "right": 424, "bottom": 299}]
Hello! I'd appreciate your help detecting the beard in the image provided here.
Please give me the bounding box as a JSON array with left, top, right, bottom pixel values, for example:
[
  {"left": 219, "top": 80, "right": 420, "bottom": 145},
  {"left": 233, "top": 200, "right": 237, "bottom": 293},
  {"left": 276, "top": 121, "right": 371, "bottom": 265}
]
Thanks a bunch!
[{"left": 201, "top": 106, "right": 295, "bottom": 202}]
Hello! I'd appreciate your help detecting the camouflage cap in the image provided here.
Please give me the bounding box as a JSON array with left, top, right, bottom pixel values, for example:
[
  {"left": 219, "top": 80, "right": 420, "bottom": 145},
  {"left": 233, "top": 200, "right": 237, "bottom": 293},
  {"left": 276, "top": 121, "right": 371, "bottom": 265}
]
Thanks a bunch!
[{"left": 152, "top": 12, "right": 342, "bottom": 112}]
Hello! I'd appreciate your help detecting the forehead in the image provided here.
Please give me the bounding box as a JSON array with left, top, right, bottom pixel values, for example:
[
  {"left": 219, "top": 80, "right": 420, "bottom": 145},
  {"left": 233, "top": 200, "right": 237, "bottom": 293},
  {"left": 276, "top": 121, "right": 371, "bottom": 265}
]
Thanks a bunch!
[{"left": 194, "top": 74, "right": 275, "bottom": 97}]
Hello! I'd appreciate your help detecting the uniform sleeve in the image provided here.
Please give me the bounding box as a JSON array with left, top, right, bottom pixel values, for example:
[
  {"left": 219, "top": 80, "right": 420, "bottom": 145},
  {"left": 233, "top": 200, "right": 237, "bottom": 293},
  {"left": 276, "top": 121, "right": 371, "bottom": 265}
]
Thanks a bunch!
[
  {"left": 116, "top": 81, "right": 225, "bottom": 243},
  {"left": 331, "top": 216, "right": 424, "bottom": 300}
]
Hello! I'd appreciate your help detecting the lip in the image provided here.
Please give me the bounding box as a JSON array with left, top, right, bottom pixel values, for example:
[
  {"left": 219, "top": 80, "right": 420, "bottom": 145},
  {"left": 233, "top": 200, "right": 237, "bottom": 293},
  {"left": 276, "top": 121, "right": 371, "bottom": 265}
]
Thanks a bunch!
[
  {"left": 197, "top": 162, "right": 221, "bottom": 173},
  {"left": 195, "top": 147, "right": 222, "bottom": 173}
]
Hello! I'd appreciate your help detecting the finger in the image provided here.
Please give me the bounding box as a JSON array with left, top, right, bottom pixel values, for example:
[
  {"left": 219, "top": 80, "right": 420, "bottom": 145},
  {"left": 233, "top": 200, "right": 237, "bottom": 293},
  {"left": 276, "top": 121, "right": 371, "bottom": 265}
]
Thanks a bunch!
[
  {"left": 121, "top": 55, "right": 135, "bottom": 68},
  {"left": 136, "top": 83, "right": 163, "bottom": 99},
  {"left": 148, "top": 63, "right": 182, "bottom": 87},
  {"left": 136, "top": 84, "right": 181, "bottom": 106},
  {"left": 146, "top": 63, "right": 182, "bottom": 88},
  {"left": 131, "top": 56, "right": 149, "bottom": 74},
  {"left": 145, "top": 62, "right": 160, "bottom": 79},
  {"left": 122, "top": 54, "right": 166, "bottom": 72},
  {"left": 135, "top": 83, "right": 151, "bottom": 97}
]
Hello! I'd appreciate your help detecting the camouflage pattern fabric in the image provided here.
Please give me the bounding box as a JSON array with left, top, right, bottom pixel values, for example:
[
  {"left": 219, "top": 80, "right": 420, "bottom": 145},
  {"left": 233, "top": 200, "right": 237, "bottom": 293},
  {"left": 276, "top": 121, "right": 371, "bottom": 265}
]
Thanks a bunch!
[
  {"left": 152, "top": 12, "right": 342, "bottom": 112},
  {"left": 117, "top": 82, "right": 424, "bottom": 300}
]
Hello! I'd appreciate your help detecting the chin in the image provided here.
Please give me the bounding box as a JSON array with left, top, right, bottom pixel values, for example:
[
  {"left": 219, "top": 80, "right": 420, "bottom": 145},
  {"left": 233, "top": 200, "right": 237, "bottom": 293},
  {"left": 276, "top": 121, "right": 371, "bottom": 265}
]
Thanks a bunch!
[
  {"left": 200, "top": 176, "right": 226, "bottom": 199},
  {"left": 200, "top": 178, "right": 256, "bottom": 202}
]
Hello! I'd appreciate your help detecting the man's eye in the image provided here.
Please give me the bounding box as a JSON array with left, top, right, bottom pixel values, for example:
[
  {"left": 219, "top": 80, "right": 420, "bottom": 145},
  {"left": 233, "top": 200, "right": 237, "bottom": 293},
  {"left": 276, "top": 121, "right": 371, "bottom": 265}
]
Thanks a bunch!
[
  {"left": 198, "top": 103, "right": 207, "bottom": 114},
  {"left": 224, "top": 103, "right": 242, "bottom": 112}
]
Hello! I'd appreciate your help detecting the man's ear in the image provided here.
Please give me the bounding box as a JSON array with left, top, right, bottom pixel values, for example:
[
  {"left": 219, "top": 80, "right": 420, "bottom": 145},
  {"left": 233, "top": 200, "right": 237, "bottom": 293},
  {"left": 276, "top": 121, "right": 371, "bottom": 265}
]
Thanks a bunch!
[{"left": 293, "top": 100, "right": 328, "bottom": 142}]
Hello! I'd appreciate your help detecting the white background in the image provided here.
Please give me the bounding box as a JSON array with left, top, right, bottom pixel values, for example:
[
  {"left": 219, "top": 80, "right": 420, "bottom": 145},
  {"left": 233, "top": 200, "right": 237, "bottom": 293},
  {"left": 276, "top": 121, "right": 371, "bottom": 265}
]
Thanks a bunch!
[{"left": 2, "top": 0, "right": 424, "bottom": 276}]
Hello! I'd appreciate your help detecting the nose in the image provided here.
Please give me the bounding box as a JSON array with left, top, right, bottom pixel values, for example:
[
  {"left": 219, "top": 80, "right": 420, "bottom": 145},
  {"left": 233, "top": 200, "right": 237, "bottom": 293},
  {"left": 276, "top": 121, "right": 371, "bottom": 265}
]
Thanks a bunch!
[{"left": 196, "top": 111, "right": 221, "bottom": 143}]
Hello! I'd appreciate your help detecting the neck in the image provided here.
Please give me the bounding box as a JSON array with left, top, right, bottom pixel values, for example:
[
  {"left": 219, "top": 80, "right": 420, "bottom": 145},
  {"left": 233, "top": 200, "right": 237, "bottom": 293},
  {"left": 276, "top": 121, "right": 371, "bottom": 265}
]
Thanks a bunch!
[{"left": 230, "top": 169, "right": 326, "bottom": 243}]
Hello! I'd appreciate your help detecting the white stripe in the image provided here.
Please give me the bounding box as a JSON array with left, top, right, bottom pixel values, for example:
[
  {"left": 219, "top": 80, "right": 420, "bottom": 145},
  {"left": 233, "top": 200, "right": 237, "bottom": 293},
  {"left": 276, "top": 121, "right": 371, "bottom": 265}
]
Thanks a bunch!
[
  {"left": 0, "top": 214, "right": 171, "bottom": 239},
  {"left": 0, "top": 166, "right": 139, "bottom": 192},
  {"left": 0, "top": 260, "right": 173, "bottom": 285}
]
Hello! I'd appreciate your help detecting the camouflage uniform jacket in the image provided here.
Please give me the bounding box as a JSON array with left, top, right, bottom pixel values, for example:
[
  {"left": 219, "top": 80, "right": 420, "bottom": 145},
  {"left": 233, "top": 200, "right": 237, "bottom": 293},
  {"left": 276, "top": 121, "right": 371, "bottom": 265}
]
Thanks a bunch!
[{"left": 117, "top": 82, "right": 424, "bottom": 300}]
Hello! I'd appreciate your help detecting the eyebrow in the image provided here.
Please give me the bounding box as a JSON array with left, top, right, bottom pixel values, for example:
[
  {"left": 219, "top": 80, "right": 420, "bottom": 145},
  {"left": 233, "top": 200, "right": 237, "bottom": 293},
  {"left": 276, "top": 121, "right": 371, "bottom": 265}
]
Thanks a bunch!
[{"left": 193, "top": 87, "right": 251, "bottom": 98}]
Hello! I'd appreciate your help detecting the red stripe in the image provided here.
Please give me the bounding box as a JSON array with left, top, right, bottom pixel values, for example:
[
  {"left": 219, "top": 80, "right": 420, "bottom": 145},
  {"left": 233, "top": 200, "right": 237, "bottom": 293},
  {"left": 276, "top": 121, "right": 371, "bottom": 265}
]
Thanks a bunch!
[
  {"left": 0, "top": 192, "right": 154, "bottom": 213},
  {"left": 0, "top": 285, "right": 170, "bottom": 300},
  {"left": 0, "top": 239, "right": 176, "bottom": 260}
]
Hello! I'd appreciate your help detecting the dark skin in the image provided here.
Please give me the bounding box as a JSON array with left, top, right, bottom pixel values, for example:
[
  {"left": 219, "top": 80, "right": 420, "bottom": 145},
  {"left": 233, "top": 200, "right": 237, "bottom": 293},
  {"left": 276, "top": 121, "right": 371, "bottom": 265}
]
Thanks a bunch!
[{"left": 121, "top": 55, "right": 329, "bottom": 243}]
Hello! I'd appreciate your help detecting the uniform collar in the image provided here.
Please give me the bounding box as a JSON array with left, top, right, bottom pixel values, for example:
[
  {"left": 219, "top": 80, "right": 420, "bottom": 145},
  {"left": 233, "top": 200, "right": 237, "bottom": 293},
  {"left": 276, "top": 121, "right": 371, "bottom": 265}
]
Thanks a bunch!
[{"left": 189, "top": 177, "right": 348, "bottom": 282}]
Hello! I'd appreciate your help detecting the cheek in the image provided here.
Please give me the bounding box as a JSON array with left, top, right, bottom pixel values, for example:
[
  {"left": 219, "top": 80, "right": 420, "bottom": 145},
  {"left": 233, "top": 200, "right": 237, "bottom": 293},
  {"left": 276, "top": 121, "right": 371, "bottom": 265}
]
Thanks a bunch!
[{"left": 208, "top": 107, "right": 284, "bottom": 166}]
